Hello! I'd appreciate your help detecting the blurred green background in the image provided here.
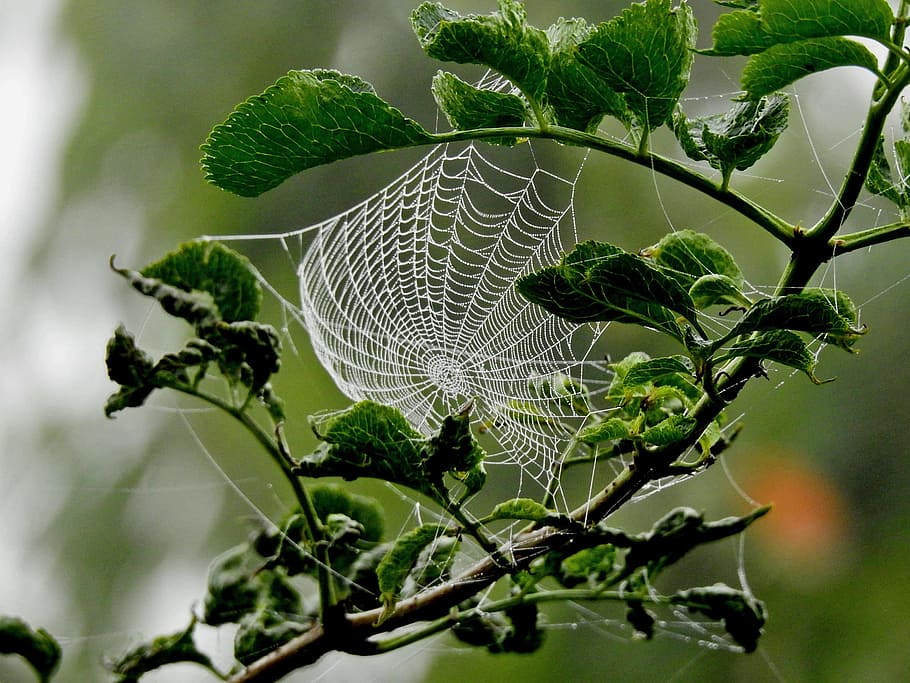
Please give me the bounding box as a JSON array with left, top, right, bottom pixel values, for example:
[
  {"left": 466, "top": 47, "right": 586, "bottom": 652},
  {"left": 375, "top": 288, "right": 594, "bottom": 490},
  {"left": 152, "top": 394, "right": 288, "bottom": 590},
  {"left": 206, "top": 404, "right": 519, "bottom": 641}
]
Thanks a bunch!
[{"left": 2, "top": 1, "right": 909, "bottom": 681}]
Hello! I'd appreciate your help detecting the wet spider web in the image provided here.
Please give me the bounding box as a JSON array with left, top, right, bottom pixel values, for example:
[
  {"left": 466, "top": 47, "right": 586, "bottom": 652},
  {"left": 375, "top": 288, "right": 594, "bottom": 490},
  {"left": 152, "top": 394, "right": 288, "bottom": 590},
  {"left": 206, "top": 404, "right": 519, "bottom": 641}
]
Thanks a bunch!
[{"left": 217, "top": 135, "right": 613, "bottom": 499}]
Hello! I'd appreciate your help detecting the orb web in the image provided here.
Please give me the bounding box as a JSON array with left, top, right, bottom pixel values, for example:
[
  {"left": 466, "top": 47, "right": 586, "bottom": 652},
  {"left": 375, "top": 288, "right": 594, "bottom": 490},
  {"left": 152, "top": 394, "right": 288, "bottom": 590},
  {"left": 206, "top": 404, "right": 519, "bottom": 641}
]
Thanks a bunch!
[{"left": 293, "top": 140, "right": 607, "bottom": 486}]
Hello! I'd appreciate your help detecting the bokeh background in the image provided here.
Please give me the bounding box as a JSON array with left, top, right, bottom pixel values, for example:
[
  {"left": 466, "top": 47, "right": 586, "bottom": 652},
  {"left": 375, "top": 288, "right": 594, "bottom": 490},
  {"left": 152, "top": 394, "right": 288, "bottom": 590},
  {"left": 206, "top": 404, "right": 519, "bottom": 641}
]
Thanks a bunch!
[{"left": 2, "top": 1, "right": 909, "bottom": 681}]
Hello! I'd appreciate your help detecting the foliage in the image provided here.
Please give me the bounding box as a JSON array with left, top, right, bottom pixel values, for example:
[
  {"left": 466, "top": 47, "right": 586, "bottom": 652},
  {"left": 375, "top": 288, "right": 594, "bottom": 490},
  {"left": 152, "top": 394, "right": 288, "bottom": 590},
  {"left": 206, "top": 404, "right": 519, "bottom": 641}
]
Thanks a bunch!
[{"left": 79, "top": 0, "right": 910, "bottom": 681}]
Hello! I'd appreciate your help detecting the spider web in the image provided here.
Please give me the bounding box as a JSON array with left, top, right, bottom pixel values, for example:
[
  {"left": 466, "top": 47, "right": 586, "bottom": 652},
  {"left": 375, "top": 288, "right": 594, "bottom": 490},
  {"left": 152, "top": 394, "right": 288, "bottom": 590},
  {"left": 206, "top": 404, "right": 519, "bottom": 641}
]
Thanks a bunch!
[{"left": 218, "top": 138, "right": 611, "bottom": 495}]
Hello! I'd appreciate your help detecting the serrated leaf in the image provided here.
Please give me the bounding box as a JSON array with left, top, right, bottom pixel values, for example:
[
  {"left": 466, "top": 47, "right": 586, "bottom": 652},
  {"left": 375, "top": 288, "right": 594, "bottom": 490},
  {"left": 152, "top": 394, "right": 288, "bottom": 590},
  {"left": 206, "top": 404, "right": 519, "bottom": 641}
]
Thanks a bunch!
[
  {"left": 577, "top": 0, "right": 696, "bottom": 131},
  {"left": 201, "top": 69, "right": 433, "bottom": 196},
  {"left": 0, "top": 616, "right": 61, "bottom": 683},
  {"left": 623, "top": 356, "right": 694, "bottom": 388},
  {"left": 299, "top": 401, "right": 485, "bottom": 502},
  {"left": 705, "top": 0, "right": 893, "bottom": 56},
  {"left": 741, "top": 37, "right": 880, "bottom": 99},
  {"left": 673, "top": 94, "right": 789, "bottom": 179},
  {"left": 518, "top": 242, "right": 699, "bottom": 341},
  {"left": 431, "top": 71, "right": 527, "bottom": 145},
  {"left": 640, "top": 414, "right": 697, "bottom": 446},
  {"left": 717, "top": 329, "right": 830, "bottom": 383},
  {"left": 488, "top": 497, "right": 551, "bottom": 522},
  {"left": 672, "top": 584, "right": 766, "bottom": 652},
  {"left": 689, "top": 274, "right": 752, "bottom": 309},
  {"left": 140, "top": 241, "right": 262, "bottom": 322},
  {"left": 576, "top": 417, "right": 633, "bottom": 445},
  {"left": 299, "top": 401, "right": 435, "bottom": 493},
  {"left": 377, "top": 523, "right": 451, "bottom": 620},
  {"left": 112, "top": 259, "right": 219, "bottom": 327},
  {"left": 545, "top": 17, "right": 631, "bottom": 133},
  {"left": 724, "top": 290, "right": 865, "bottom": 351},
  {"left": 411, "top": 0, "right": 550, "bottom": 100},
  {"left": 642, "top": 229, "right": 744, "bottom": 289}
]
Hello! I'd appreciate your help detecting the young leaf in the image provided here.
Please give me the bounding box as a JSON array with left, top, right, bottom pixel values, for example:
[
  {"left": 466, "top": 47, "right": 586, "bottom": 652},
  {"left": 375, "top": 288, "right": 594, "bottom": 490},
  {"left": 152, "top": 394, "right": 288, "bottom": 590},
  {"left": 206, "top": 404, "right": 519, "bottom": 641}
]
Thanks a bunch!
[
  {"left": 104, "top": 326, "right": 157, "bottom": 417},
  {"left": 689, "top": 274, "right": 752, "bottom": 309},
  {"left": 577, "top": 0, "right": 696, "bottom": 132},
  {"left": 576, "top": 417, "right": 632, "bottom": 445},
  {"left": 741, "top": 37, "right": 880, "bottom": 99},
  {"left": 717, "top": 329, "right": 830, "bottom": 384},
  {"left": 639, "top": 414, "right": 697, "bottom": 446},
  {"left": 723, "top": 290, "right": 865, "bottom": 351},
  {"left": 673, "top": 94, "right": 789, "bottom": 182},
  {"left": 487, "top": 497, "right": 551, "bottom": 523},
  {"left": 140, "top": 241, "right": 262, "bottom": 322},
  {"left": 234, "top": 611, "right": 309, "bottom": 667},
  {"left": 377, "top": 523, "right": 451, "bottom": 620},
  {"left": 672, "top": 584, "right": 766, "bottom": 652},
  {"left": 641, "top": 229, "right": 744, "bottom": 289},
  {"left": 201, "top": 69, "right": 433, "bottom": 196},
  {"left": 623, "top": 356, "right": 694, "bottom": 389},
  {"left": 0, "top": 616, "right": 61, "bottom": 683},
  {"left": 867, "top": 133, "right": 910, "bottom": 218},
  {"left": 431, "top": 71, "right": 527, "bottom": 145},
  {"left": 545, "top": 17, "right": 631, "bottom": 133},
  {"left": 424, "top": 403, "right": 487, "bottom": 488},
  {"left": 411, "top": 1, "right": 550, "bottom": 101}
]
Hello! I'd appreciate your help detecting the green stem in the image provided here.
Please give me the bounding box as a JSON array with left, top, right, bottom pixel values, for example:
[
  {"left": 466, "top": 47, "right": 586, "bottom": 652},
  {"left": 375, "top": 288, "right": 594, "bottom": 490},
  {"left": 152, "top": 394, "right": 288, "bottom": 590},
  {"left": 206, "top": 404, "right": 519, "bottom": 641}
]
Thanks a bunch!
[
  {"left": 430, "top": 125, "right": 797, "bottom": 246},
  {"left": 173, "top": 386, "right": 340, "bottom": 617},
  {"left": 834, "top": 220, "right": 910, "bottom": 254}
]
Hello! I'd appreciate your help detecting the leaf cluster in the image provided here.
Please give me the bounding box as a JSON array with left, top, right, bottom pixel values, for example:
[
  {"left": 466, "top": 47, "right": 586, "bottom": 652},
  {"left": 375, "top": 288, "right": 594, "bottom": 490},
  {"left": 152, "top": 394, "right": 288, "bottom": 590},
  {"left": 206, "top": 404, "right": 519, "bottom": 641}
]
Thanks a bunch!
[{"left": 104, "top": 241, "right": 284, "bottom": 420}]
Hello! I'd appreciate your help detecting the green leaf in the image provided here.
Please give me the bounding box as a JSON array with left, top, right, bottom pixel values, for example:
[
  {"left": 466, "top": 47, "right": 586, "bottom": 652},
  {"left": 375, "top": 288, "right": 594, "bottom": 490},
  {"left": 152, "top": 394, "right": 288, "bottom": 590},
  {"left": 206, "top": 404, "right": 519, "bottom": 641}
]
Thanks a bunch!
[
  {"left": 673, "top": 94, "right": 789, "bottom": 180},
  {"left": 639, "top": 414, "right": 697, "bottom": 446},
  {"left": 488, "top": 498, "right": 551, "bottom": 523},
  {"left": 741, "top": 37, "right": 880, "bottom": 99},
  {"left": 867, "top": 134, "right": 910, "bottom": 218},
  {"left": 623, "top": 356, "right": 694, "bottom": 388},
  {"left": 201, "top": 69, "right": 433, "bottom": 196},
  {"left": 411, "top": 1, "right": 550, "bottom": 100},
  {"left": 234, "top": 610, "right": 309, "bottom": 667},
  {"left": 576, "top": 417, "right": 632, "bottom": 445},
  {"left": 401, "top": 534, "right": 460, "bottom": 598},
  {"left": 717, "top": 329, "right": 830, "bottom": 383},
  {"left": 377, "top": 523, "right": 451, "bottom": 620},
  {"left": 642, "top": 229, "right": 744, "bottom": 289},
  {"left": 140, "top": 241, "right": 262, "bottom": 322},
  {"left": 104, "top": 326, "right": 156, "bottom": 417},
  {"left": 705, "top": 0, "right": 893, "bottom": 55},
  {"left": 0, "top": 616, "right": 61, "bottom": 683},
  {"left": 310, "top": 484, "right": 385, "bottom": 544},
  {"left": 300, "top": 401, "right": 433, "bottom": 490},
  {"left": 298, "top": 401, "right": 485, "bottom": 502},
  {"left": 672, "top": 584, "right": 766, "bottom": 652},
  {"left": 517, "top": 241, "right": 699, "bottom": 341},
  {"left": 558, "top": 545, "right": 617, "bottom": 587},
  {"left": 201, "top": 545, "right": 264, "bottom": 625},
  {"left": 111, "top": 258, "right": 219, "bottom": 327},
  {"left": 577, "top": 0, "right": 696, "bottom": 131},
  {"left": 108, "top": 617, "right": 216, "bottom": 682},
  {"left": 202, "top": 320, "right": 282, "bottom": 394},
  {"left": 431, "top": 71, "right": 527, "bottom": 145},
  {"left": 689, "top": 274, "right": 752, "bottom": 309},
  {"left": 724, "top": 290, "right": 865, "bottom": 351},
  {"left": 545, "top": 17, "right": 631, "bottom": 133}
]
